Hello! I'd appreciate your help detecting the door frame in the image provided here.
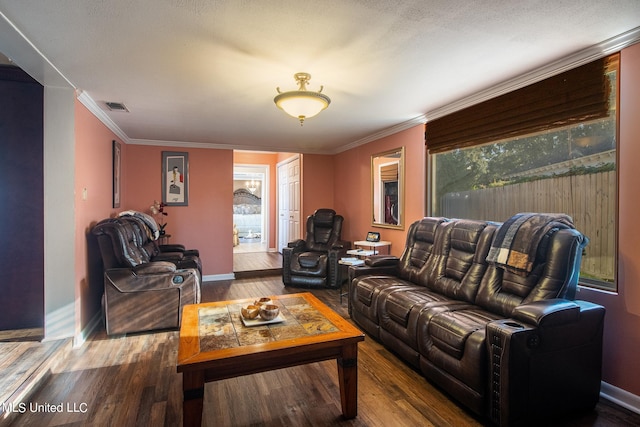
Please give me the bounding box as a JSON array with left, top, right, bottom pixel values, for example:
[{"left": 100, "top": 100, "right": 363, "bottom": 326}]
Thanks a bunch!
[
  {"left": 233, "top": 164, "right": 269, "bottom": 246},
  {"left": 277, "top": 154, "right": 302, "bottom": 253}
]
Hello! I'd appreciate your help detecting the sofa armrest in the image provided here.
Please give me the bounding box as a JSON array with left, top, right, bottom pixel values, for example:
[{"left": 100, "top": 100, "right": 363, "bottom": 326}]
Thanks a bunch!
[
  {"left": 107, "top": 267, "right": 198, "bottom": 292},
  {"left": 287, "top": 239, "right": 305, "bottom": 250},
  {"left": 159, "top": 243, "right": 186, "bottom": 252},
  {"left": 365, "top": 255, "right": 399, "bottom": 267},
  {"left": 511, "top": 299, "right": 581, "bottom": 327},
  {"left": 486, "top": 300, "right": 605, "bottom": 426},
  {"left": 152, "top": 251, "right": 185, "bottom": 262},
  {"left": 133, "top": 261, "right": 176, "bottom": 275},
  {"left": 158, "top": 244, "right": 200, "bottom": 258},
  {"left": 348, "top": 261, "right": 400, "bottom": 281},
  {"left": 327, "top": 242, "right": 352, "bottom": 288}
]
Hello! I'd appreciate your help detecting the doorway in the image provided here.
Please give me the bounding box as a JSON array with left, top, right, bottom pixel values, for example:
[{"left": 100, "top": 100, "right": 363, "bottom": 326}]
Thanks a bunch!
[{"left": 233, "top": 165, "right": 268, "bottom": 253}]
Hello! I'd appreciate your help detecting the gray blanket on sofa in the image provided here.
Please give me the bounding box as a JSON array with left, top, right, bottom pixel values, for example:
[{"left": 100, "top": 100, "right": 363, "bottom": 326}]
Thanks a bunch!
[{"left": 486, "top": 213, "right": 575, "bottom": 276}]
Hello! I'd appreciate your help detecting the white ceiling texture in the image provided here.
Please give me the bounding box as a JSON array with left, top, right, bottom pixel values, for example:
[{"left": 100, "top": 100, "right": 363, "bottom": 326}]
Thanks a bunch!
[{"left": 1, "top": 1, "right": 639, "bottom": 154}]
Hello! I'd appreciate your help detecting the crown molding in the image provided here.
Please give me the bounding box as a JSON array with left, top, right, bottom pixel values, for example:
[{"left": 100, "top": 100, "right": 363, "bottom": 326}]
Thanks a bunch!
[
  {"left": 332, "top": 114, "right": 427, "bottom": 154},
  {"left": 127, "top": 137, "right": 335, "bottom": 155},
  {"left": 424, "top": 26, "right": 640, "bottom": 123},
  {"left": 128, "top": 138, "right": 226, "bottom": 149}
]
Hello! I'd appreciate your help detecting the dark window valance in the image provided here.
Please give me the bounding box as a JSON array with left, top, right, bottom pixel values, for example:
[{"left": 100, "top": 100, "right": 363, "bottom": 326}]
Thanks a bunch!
[{"left": 425, "top": 54, "right": 618, "bottom": 154}]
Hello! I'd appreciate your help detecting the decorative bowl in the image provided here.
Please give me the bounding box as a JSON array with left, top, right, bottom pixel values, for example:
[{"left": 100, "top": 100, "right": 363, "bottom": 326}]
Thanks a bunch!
[
  {"left": 259, "top": 304, "right": 280, "bottom": 321},
  {"left": 254, "top": 297, "right": 273, "bottom": 306},
  {"left": 241, "top": 304, "right": 260, "bottom": 320}
]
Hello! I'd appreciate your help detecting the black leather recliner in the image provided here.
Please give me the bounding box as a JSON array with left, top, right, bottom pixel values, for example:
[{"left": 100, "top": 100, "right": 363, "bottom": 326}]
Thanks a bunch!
[{"left": 282, "top": 208, "right": 350, "bottom": 288}]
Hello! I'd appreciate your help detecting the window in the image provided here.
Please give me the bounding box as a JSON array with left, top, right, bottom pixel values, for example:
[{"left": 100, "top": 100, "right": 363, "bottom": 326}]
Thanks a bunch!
[{"left": 428, "top": 55, "right": 619, "bottom": 291}]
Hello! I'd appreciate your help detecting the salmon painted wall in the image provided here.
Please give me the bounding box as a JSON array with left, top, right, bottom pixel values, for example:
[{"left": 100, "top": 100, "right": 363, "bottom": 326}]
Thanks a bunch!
[
  {"left": 74, "top": 99, "right": 126, "bottom": 331},
  {"left": 302, "top": 154, "right": 335, "bottom": 221},
  {"left": 334, "top": 125, "right": 426, "bottom": 256},
  {"left": 233, "top": 151, "right": 280, "bottom": 250},
  {"left": 578, "top": 42, "right": 640, "bottom": 396},
  {"left": 125, "top": 145, "right": 233, "bottom": 277}
]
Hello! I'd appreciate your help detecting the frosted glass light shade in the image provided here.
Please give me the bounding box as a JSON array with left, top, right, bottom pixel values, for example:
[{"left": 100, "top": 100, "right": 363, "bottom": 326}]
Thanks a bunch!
[
  {"left": 275, "top": 91, "right": 330, "bottom": 119},
  {"left": 274, "top": 73, "right": 331, "bottom": 125}
]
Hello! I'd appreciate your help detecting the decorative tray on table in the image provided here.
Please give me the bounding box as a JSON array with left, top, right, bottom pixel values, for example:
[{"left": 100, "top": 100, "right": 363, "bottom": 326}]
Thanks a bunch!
[
  {"left": 239, "top": 298, "right": 284, "bottom": 326},
  {"left": 240, "top": 313, "right": 286, "bottom": 327}
]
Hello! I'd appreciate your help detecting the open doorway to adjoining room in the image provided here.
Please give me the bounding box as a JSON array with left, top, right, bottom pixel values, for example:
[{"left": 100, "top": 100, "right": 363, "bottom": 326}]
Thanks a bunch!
[{"left": 233, "top": 165, "right": 268, "bottom": 253}]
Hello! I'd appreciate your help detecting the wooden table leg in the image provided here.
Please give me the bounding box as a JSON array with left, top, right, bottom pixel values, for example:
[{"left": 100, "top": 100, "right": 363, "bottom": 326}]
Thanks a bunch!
[
  {"left": 337, "top": 343, "right": 359, "bottom": 419},
  {"left": 183, "top": 371, "right": 205, "bottom": 427}
]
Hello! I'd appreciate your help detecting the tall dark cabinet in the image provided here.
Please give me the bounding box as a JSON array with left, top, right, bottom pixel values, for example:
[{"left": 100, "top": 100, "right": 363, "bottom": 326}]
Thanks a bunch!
[{"left": 0, "top": 64, "right": 45, "bottom": 340}]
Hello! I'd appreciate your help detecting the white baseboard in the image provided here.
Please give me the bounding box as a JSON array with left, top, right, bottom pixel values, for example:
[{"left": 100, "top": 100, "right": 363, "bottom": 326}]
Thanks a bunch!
[
  {"left": 43, "top": 302, "right": 75, "bottom": 342},
  {"left": 601, "top": 381, "right": 640, "bottom": 415},
  {"left": 202, "top": 273, "right": 236, "bottom": 282}
]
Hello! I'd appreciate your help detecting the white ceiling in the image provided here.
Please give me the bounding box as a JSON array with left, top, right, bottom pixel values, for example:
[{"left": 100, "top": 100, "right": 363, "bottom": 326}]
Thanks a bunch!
[{"left": 1, "top": 1, "right": 639, "bottom": 154}]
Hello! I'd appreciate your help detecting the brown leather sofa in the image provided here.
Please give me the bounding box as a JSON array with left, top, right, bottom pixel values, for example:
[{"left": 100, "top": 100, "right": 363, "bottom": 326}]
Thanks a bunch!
[
  {"left": 92, "top": 217, "right": 201, "bottom": 335},
  {"left": 282, "top": 208, "right": 350, "bottom": 288},
  {"left": 349, "top": 215, "right": 604, "bottom": 426}
]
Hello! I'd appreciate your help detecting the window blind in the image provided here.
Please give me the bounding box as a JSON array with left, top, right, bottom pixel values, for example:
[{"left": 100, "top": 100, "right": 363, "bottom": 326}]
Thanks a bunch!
[
  {"left": 380, "top": 163, "right": 399, "bottom": 182},
  {"left": 425, "top": 54, "right": 617, "bottom": 154}
]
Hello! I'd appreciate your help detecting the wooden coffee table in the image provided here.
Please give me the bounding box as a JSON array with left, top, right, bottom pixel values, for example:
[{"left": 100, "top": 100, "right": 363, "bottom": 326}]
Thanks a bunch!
[{"left": 176, "top": 292, "right": 365, "bottom": 426}]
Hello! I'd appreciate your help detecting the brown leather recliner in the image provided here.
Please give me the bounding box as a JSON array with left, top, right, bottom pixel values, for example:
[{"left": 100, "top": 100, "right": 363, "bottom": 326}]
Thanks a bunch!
[
  {"left": 282, "top": 208, "right": 350, "bottom": 288},
  {"left": 93, "top": 217, "right": 201, "bottom": 276},
  {"left": 92, "top": 218, "right": 201, "bottom": 335},
  {"left": 119, "top": 215, "right": 202, "bottom": 278}
]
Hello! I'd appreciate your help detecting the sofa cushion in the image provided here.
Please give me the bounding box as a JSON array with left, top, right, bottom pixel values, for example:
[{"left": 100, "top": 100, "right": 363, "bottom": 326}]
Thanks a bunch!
[
  {"left": 298, "top": 252, "right": 321, "bottom": 268},
  {"left": 383, "top": 288, "right": 452, "bottom": 328},
  {"left": 428, "top": 308, "right": 500, "bottom": 359},
  {"left": 397, "top": 217, "right": 447, "bottom": 283},
  {"left": 475, "top": 228, "right": 588, "bottom": 317},
  {"left": 290, "top": 252, "right": 328, "bottom": 277},
  {"left": 313, "top": 208, "right": 335, "bottom": 227},
  {"left": 428, "top": 220, "right": 496, "bottom": 303},
  {"left": 351, "top": 276, "right": 423, "bottom": 340},
  {"left": 356, "top": 276, "right": 392, "bottom": 307}
]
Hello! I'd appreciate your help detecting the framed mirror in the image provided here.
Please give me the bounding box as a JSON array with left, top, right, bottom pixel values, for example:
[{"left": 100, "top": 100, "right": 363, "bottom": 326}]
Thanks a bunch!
[{"left": 371, "top": 147, "right": 405, "bottom": 229}]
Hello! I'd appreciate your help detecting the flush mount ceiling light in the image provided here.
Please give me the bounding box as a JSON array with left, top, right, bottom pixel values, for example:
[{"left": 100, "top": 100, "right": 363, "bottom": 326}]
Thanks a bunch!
[{"left": 274, "top": 72, "right": 330, "bottom": 125}]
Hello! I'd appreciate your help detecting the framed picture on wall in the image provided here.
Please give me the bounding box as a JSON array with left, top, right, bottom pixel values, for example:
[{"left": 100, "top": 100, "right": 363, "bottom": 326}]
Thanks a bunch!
[
  {"left": 162, "top": 151, "right": 189, "bottom": 206},
  {"left": 112, "top": 140, "right": 121, "bottom": 208}
]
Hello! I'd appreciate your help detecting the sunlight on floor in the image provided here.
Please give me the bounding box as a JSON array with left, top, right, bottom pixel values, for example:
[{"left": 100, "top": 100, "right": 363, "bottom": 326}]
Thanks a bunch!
[{"left": 233, "top": 240, "right": 268, "bottom": 253}]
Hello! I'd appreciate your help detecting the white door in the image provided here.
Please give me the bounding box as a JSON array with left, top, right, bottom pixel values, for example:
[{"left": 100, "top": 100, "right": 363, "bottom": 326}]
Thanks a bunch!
[
  {"left": 278, "top": 162, "right": 289, "bottom": 252},
  {"left": 278, "top": 156, "right": 301, "bottom": 252}
]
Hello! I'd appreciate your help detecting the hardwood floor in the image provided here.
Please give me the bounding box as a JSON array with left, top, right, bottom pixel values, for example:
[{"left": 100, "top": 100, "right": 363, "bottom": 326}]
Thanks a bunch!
[{"left": 2, "top": 257, "right": 640, "bottom": 426}]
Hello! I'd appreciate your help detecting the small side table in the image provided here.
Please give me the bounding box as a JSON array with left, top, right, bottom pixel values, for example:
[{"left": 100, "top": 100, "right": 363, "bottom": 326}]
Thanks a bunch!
[
  {"left": 336, "top": 261, "right": 351, "bottom": 304},
  {"left": 351, "top": 240, "right": 392, "bottom": 256},
  {"left": 338, "top": 241, "right": 391, "bottom": 305}
]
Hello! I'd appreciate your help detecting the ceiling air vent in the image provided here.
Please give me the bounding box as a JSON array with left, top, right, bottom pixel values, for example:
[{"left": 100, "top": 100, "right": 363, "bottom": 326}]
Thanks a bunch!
[{"left": 105, "top": 101, "right": 129, "bottom": 112}]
